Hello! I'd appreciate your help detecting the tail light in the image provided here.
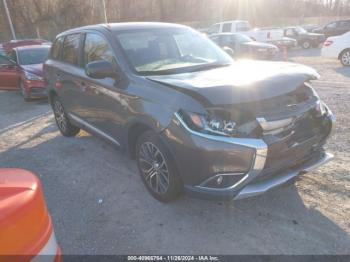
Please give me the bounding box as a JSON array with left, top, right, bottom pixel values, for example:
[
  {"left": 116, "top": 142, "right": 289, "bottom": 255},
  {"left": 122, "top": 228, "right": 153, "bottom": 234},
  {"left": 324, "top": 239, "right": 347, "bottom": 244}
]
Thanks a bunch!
[{"left": 324, "top": 40, "right": 333, "bottom": 47}]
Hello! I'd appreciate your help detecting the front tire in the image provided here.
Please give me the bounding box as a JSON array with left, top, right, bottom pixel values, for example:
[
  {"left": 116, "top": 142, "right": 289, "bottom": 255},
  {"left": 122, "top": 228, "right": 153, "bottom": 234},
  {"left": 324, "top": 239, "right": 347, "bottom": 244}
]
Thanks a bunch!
[
  {"left": 340, "top": 49, "right": 350, "bottom": 66},
  {"left": 52, "top": 96, "right": 80, "bottom": 137},
  {"left": 136, "top": 130, "right": 182, "bottom": 202}
]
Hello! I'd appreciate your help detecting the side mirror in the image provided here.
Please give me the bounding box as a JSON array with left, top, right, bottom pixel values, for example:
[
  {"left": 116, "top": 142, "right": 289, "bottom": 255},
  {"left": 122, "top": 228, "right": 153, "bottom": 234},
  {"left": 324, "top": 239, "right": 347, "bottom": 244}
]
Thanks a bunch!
[
  {"left": 85, "top": 60, "right": 115, "bottom": 79},
  {"left": 222, "top": 46, "right": 235, "bottom": 57}
]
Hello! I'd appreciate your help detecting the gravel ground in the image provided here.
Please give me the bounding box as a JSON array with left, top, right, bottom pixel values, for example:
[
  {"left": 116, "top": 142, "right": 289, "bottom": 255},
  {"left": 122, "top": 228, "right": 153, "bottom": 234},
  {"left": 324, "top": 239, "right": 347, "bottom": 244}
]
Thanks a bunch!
[{"left": 0, "top": 48, "right": 349, "bottom": 255}]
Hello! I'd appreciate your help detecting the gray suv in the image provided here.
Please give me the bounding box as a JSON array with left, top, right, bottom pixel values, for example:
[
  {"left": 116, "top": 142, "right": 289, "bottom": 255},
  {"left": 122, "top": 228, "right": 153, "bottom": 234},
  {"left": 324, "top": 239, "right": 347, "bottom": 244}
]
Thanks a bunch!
[{"left": 44, "top": 23, "right": 335, "bottom": 202}]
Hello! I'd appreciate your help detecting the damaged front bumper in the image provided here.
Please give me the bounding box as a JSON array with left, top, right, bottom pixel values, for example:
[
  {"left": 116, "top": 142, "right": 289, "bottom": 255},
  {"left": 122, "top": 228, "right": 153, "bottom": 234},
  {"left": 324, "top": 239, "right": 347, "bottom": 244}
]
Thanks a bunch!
[{"left": 166, "top": 110, "right": 335, "bottom": 201}]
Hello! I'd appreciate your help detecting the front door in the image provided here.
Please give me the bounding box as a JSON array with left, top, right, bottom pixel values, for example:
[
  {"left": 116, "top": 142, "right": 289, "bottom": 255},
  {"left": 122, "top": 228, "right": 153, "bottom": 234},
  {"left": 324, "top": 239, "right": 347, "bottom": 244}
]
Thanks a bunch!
[
  {"left": 0, "top": 54, "right": 19, "bottom": 90},
  {"left": 80, "top": 32, "right": 127, "bottom": 144}
]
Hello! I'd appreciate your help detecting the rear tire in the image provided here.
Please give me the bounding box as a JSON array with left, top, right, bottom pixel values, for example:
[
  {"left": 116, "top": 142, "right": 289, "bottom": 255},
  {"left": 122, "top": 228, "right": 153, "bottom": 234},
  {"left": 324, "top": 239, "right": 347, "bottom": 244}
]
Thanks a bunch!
[
  {"left": 340, "top": 49, "right": 350, "bottom": 66},
  {"left": 52, "top": 96, "right": 80, "bottom": 137},
  {"left": 136, "top": 130, "right": 182, "bottom": 202}
]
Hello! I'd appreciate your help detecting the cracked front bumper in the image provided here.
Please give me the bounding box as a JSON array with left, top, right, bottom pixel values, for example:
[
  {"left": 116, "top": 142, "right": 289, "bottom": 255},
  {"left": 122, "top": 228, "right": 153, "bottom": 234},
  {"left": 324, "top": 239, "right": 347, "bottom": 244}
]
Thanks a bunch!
[{"left": 164, "top": 111, "right": 335, "bottom": 201}]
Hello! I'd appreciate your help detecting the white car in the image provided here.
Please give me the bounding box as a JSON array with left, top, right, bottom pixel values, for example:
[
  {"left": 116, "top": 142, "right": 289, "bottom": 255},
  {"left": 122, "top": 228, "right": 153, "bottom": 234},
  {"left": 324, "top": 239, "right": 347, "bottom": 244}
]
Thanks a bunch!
[
  {"left": 206, "top": 20, "right": 284, "bottom": 44},
  {"left": 322, "top": 31, "right": 350, "bottom": 66}
]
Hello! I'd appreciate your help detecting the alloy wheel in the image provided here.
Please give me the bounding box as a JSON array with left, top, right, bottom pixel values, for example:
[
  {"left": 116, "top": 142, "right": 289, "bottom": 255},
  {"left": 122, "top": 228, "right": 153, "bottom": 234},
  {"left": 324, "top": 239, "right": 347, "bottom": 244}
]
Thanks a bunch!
[
  {"left": 138, "top": 142, "right": 170, "bottom": 195},
  {"left": 53, "top": 100, "right": 68, "bottom": 133},
  {"left": 302, "top": 41, "right": 311, "bottom": 49},
  {"left": 341, "top": 51, "right": 350, "bottom": 66}
]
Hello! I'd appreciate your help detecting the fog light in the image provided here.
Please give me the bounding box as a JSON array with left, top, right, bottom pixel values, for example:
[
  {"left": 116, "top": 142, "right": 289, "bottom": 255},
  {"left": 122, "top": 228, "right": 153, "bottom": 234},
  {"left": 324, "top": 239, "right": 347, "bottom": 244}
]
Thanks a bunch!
[{"left": 216, "top": 176, "right": 223, "bottom": 185}]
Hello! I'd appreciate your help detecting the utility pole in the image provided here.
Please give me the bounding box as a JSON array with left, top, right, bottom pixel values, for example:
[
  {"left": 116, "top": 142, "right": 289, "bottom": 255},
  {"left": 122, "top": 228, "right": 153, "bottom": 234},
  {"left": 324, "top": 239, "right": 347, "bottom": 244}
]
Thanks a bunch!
[
  {"left": 3, "top": 0, "right": 16, "bottom": 40},
  {"left": 102, "top": 0, "right": 108, "bottom": 23}
]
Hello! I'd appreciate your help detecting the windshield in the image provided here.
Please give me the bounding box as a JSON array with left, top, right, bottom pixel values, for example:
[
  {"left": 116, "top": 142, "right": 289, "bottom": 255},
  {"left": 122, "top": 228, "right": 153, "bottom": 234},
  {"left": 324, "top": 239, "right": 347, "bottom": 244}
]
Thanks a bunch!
[
  {"left": 236, "top": 34, "right": 253, "bottom": 43},
  {"left": 115, "top": 28, "right": 232, "bottom": 75},
  {"left": 295, "top": 26, "right": 307, "bottom": 34},
  {"left": 18, "top": 48, "right": 50, "bottom": 65}
]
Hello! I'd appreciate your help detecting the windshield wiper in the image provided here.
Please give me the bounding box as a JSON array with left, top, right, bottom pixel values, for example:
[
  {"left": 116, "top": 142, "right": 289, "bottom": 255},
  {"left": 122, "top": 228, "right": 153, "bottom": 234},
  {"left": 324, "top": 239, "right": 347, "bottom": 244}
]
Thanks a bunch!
[
  {"left": 186, "top": 63, "right": 231, "bottom": 72},
  {"left": 138, "top": 63, "right": 232, "bottom": 76}
]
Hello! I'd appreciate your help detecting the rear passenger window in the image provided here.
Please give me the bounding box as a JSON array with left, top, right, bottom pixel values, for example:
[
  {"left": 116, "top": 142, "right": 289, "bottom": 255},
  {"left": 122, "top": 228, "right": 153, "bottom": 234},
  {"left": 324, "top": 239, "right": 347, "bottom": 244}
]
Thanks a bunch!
[
  {"left": 62, "top": 34, "right": 80, "bottom": 66},
  {"left": 51, "top": 37, "right": 64, "bottom": 60},
  {"left": 222, "top": 23, "right": 232, "bottom": 33},
  {"left": 83, "top": 33, "right": 115, "bottom": 66}
]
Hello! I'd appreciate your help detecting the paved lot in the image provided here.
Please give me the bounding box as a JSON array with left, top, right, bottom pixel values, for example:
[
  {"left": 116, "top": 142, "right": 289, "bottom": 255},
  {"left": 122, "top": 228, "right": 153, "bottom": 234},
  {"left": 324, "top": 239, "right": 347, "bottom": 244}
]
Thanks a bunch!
[{"left": 0, "top": 48, "right": 349, "bottom": 255}]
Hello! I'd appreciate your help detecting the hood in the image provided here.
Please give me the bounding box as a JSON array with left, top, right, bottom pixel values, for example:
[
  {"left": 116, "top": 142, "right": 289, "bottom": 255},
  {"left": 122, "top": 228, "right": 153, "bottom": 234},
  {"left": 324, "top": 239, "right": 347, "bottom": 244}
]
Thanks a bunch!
[
  {"left": 242, "top": 41, "right": 277, "bottom": 49},
  {"left": 147, "top": 60, "right": 319, "bottom": 107},
  {"left": 21, "top": 64, "right": 43, "bottom": 77}
]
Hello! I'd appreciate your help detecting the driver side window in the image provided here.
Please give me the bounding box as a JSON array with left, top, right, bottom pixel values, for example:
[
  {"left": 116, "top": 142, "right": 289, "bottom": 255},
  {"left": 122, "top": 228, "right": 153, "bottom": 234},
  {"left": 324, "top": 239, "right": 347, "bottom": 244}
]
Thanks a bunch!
[
  {"left": 326, "top": 22, "right": 337, "bottom": 29},
  {"left": 83, "top": 33, "right": 116, "bottom": 66}
]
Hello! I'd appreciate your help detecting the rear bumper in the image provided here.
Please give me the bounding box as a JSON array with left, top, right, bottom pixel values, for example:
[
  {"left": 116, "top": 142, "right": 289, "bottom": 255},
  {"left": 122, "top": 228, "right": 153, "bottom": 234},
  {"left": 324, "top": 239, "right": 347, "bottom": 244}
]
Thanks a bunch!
[{"left": 321, "top": 47, "right": 339, "bottom": 59}]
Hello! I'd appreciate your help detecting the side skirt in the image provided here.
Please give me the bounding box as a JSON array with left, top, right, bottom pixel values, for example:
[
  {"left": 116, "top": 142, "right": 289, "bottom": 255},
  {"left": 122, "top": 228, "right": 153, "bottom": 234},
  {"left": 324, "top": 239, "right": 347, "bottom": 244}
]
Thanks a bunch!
[{"left": 68, "top": 113, "right": 122, "bottom": 148}]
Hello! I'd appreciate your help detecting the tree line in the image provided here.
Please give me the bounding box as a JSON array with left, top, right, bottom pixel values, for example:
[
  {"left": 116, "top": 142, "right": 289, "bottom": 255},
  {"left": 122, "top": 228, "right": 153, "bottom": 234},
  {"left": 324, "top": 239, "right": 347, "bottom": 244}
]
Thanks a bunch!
[{"left": 1, "top": 0, "right": 350, "bottom": 41}]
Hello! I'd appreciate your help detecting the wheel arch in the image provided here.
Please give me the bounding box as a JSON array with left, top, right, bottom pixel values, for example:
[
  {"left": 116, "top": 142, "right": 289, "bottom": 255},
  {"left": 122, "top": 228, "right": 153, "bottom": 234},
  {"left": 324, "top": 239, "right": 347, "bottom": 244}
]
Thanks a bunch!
[
  {"left": 48, "top": 89, "right": 58, "bottom": 106},
  {"left": 127, "top": 121, "right": 155, "bottom": 159},
  {"left": 338, "top": 48, "right": 350, "bottom": 60}
]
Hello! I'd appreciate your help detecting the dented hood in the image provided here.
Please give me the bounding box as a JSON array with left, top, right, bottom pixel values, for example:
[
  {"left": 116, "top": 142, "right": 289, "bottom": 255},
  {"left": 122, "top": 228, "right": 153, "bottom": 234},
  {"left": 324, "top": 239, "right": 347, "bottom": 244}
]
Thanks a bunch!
[{"left": 147, "top": 60, "right": 319, "bottom": 106}]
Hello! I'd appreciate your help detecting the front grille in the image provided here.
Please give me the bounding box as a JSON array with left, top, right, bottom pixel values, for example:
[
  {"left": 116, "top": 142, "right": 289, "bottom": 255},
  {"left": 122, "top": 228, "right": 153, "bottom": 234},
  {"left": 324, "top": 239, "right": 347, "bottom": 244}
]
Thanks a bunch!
[{"left": 263, "top": 108, "right": 332, "bottom": 170}]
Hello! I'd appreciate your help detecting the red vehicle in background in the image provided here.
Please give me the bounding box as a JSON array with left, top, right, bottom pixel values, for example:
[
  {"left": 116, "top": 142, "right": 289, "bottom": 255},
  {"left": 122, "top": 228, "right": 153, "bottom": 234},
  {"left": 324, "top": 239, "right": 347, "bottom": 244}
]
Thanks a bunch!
[
  {"left": 1, "top": 39, "right": 51, "bottom": 53},
  {"left": 0, "top": 45, "right": 50, "bottom": 100}
]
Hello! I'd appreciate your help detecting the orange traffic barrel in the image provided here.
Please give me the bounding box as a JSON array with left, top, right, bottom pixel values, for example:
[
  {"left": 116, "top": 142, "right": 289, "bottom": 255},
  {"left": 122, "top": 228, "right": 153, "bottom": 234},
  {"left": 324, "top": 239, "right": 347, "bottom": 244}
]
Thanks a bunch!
[{"left": 0, "top": 168, "right": 61, "bottom": 262}]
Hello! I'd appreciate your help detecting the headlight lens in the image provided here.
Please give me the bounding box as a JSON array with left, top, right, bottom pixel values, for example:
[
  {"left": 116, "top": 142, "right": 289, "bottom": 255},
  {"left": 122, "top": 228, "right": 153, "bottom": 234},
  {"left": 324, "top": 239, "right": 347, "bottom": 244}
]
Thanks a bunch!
[
  {"left": 180, "top": 110, "right": 237, "bottom": 136},
  {"left": 24, "top": 71, "right": 43, "bottom": 81}
]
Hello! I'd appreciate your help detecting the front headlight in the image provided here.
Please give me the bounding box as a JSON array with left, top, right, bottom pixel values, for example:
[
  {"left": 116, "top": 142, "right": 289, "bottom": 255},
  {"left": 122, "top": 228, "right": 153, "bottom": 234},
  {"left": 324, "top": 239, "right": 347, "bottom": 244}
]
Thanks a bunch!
[
  {"left": 178, "top": 110, "right": 237, "bottom": 136},
  {"left": 24, "top": 71, "right": 43, "bottom": 81}
]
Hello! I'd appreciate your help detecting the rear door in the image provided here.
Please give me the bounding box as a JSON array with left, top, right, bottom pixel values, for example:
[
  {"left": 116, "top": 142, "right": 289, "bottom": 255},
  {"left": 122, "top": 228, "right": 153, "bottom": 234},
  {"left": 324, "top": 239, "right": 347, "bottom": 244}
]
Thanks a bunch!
[{"left": 0, "top": 51, "right": 19, "bottom": 90}]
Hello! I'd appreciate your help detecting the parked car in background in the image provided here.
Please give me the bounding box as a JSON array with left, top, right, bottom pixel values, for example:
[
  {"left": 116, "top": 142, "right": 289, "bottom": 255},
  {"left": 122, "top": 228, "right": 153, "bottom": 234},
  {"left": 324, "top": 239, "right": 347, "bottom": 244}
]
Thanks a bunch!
[
  {"left": 1, "top": 39, "right": 51, "bottom": 53},
  {"left": 301, "top": 24, "right": 319, "bottom": 32},
  {"left": 322, "top": 31, "right": 350, "bottom": 66},
  {"left": 313, "top": 20, "right": 350, "bottom": 38},
  {"left": 210, "top": 33, "right": 279, "bottom": 59},
  {"left": 0, "top": 45, "right": 50, "bottom": 100},
  {"left": 256, "top": 27, "right": 297, "bottom": 49},
  {"left": 206, "top": 20, "right": 285, "bottom": 44},
  {"left": 44, "top": 23, "right": 334, "bottom": 202},
  {"left": 283, "top": 26, "right": 325, "bottom": 49}
]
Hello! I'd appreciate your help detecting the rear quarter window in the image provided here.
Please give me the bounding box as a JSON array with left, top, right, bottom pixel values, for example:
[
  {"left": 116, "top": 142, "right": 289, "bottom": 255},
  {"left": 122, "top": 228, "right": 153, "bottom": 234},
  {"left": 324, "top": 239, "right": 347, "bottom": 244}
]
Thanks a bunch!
[{"left": 61, "top": 34, "right": 81, "bottom": 66}]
